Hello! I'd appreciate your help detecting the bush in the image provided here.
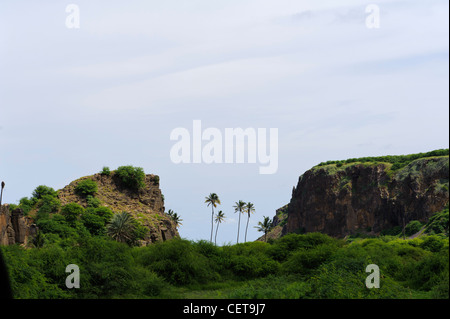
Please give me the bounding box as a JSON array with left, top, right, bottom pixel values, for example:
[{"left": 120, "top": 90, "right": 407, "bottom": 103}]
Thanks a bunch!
[
  {"left": 425, "top": 207, "right": 449, "bottom": 235},
  {"left": 36, "top": 215, "right": 79, "bottom": 241},
  {"left": 81, "top": 213, "right": 107, "bottom": 235},
  {"left": 137, "top": 239, "right": 217, "bottom": 286},
  {"left": 86, "top": 195, "right": 101, "bottom": 208},
  {"left": 18, "top": 197, "right": 34, "bottom": 215},
  {"left": 115, "top": 166, "right": 146, "bottom": 191},
  {"left": 32, "top": 185, "right": 57, "bottom": 200},
  {"left": 405, "top": 220, "right": 423, "bottom": 237},
  {"left": 36, "top": 195, "right": 61, "bottom": 220},
  {"left": 420, "top": 235, "right": 444, "bottom": 252},
  {"left": 60, "top": 203, "right": 85, "bottom": 224},
  {"left": 90, "top": 206, "right": 114, "bottom": 224},
  {"left": 100, "top": 166, "right": 111, "bottom": 176},
  {"left": 281, "top": 243, "right": 336, "bottom": 275},
  {"left": 269, "top": 233, "right": 339, "bottom": 262},
  {"left": 75, "top": 179, "right": 98, "bottom": 197}
]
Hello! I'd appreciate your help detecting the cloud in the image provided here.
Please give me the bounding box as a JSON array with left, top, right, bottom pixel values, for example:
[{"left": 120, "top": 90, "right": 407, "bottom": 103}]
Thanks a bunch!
[{"left": 81, "top": 56, "right": 309, "bottom": 112}]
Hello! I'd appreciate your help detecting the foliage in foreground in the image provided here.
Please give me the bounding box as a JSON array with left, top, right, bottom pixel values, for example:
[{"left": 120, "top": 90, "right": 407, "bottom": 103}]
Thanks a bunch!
[{"left": 1, "top": 229, "right": 448, "bottom": 299}]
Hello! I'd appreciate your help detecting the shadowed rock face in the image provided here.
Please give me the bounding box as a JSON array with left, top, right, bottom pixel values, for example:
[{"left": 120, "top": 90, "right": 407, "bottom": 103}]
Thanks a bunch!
[
  {"left": 283, "top": 157, "right": 449, "bottom": 238},
  {"left": 0, "top": 206, "right": 36, "bottom": 246}
]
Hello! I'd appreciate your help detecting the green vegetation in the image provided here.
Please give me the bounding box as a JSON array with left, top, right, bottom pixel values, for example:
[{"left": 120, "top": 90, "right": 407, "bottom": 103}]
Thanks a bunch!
[
  {"left": 100, "top": 166, "right": 111, "bottom": 176},
  {"left": 75, "top": 179, "right": 98, "bottom": 197},
  {"left": 1, "top": 230, "right": 448, "bottom": 299},
  {"left": 256, "top": 216, "right": 274, "bottom": 242},
  {"left": 316, "top": 149, "right": 449, "bottom": 171},
  {"left": 1, "top": 185, "right": 448, "bottom": 299},
  {"left": 115, "top": 165, "right": 146, "bottom": 191},
  {"left": 32, "top": 185, "right": 58, "bottom": 200},
  {"left": 424, "top": 205, "right": 449, "bottom": 236}
]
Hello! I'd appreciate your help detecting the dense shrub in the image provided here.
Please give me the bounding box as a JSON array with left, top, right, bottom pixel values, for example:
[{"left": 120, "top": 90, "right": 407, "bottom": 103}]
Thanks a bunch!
[
  {"left": 115, "top": 166, "right": 146, "bottom": 191},
  {"left": 86, "top": 195, "right": 101, "bottom": 208},
  {"left": 60, "top": 203, "right": 85, "bottom": 224},
  {"left": 32, "top": 185, "right": 57, "bottom": 200},
  {"left": 17, "top": 197, "right": 34, "bottom": 215},
  {"left": 425, "top": 207, "right": 449, "bottom": 235},
  {"left": 36, "top": 195, "right": 61, "bottom": 220},
  {"left": 281, "top": 243, "right": 336, "bottom": 275},
  {"left": 405, "top": 220, "right": 423, "bottom": 237},
  {"left": 315, "top": 149, "right": 449, "bottom": 170},
  {"left": 137, "top": 239, "right": 217, "bottom": 285},
  {"left": 2, "top": 223, "right": 448, "bottom": 299},
  {"left": 81, "top": 212, "right": 107, "bottom": 235},
  {"left": 75, "top": 179, "right": 98, "bottom": 197}
]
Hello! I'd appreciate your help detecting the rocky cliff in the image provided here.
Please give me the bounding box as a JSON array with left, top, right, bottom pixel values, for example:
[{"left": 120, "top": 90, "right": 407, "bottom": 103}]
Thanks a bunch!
[
  {"left": 282, "top": 155, "right": 449, "bottom": 238},
  {"left": 57, "top": 172, "right": 179, "bottom": 244},
  {"left": 0, "top": 205, "right": 37, "bottom": 246},
  {"left": 1, "top": 171, "right": 179, "bottom": 246}
]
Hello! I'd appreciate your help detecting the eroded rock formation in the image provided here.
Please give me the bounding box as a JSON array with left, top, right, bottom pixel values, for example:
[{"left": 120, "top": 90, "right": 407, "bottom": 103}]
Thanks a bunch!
[{"left": 283, "top": 156, "right": 449, "bottom": 237}]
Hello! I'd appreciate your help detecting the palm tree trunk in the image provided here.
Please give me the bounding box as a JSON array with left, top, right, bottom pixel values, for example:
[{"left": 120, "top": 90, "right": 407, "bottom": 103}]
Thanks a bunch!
[
  {"left": 210, "top": 206, "right": 214, "bottom": 243},
  {"left": 245, "top": 215, "right": 249, "bottom": 243},
  {"left": 237, "top": 212, "right": 241, "bottom": 244},
  {"left": 215, "top": 222, "right": 220, "bottom": 245}
]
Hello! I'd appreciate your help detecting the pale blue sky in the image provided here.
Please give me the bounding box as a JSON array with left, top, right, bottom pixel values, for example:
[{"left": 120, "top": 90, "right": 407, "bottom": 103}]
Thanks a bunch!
[{"left": 0, "top": 0, "right": 448, "bottom": 244}]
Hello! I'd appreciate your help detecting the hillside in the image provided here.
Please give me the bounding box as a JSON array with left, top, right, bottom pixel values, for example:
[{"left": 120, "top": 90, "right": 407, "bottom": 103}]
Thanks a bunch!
[
  {"left": 0, "top": 167, "right": 179, "bottom": 247},
  {"left": 57, "top": 171, "right": 178, "bottom": 244}
]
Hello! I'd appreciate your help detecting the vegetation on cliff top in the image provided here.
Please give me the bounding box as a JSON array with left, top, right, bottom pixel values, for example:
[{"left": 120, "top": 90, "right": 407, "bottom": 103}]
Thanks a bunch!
[{"left": 315, "top": 149, "right": 449, "bottom": 171}]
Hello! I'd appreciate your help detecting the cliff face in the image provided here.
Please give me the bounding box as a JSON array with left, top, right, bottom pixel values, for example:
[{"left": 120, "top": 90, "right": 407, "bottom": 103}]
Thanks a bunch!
[
  {"left": 58, "top": 173, "right": 179, "bottom": 245},
  {"left": 283, "top": 156, "right": 449, "bottom": 238},
  {"left": 1, "top": 172, "right": 178, "bottom": 246},
  {"left": 0, "top": 205, "right": 37, "bottom": 246}
]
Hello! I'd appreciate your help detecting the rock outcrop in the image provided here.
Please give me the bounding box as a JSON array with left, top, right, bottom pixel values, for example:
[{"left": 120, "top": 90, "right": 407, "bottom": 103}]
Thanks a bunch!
[
  {"left": 283, "top": 156, "right": 449, "bottom": 238},
  {"left": 0, "top": 205, "right": 37, "bottom": 246},
  {"left": 57, "top": 172, "right": 179, "bottom": 245}
]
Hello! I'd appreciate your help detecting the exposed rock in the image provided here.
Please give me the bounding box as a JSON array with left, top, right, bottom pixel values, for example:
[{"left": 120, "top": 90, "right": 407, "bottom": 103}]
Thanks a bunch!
[
  {"left": 283, "top": 156, "right": 449, "bottom": 238},
  {"left": 57, "top": 172, "right": 179, "bottom": 245},
  {"left": 0, "top": 205, "right": 37, "bottom": 246}
]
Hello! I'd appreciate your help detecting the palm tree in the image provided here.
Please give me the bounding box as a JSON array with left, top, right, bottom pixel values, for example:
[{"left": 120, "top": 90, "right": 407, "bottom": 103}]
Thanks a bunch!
[
  {"left": 244, "top": 202, "right": 255, "bottom": 242},
  {"left": 166, "top": 209, "right": 174, "bottom": 218},
  {"left": 171, "top": 212, "right": 183, "bottom": 229},
  {"left": 255, "top": 216, "right": 273, "bottom": 242},
  {"left": 205, "top": 193, "right": 221, "bottom": 242},
  {"left": 214, "top": 210, "right": 225, "bottom": 245},
  {"left": 107, "top": 212, "right": 136, "bottom": 243},
  {"left": 233, "top": 200, "right": 246, "bottom": 244}
]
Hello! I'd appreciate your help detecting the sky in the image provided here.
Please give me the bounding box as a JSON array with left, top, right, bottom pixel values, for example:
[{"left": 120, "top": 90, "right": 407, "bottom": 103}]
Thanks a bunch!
[{"left": 0, "top": 0, "right": 448, "bottom": 245}]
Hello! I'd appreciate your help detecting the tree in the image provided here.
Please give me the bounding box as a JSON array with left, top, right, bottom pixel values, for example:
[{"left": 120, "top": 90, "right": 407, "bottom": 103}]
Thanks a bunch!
[
  {"left": 60, "top": 203, "right": 85, "bottom": 225},
  {"left": 32, "top": 185, "right": 57, "bottom": 200},
  {"left": 255, "top": 216, "right": 273, "bottom": 242},
  {"left": 214, "top": 211, "right": 225, "bottom": 245},
  {"left": 166, "top": 209, "right": 174, "bottom": 218},
  {"left": 205, "top": 193, "right": 221, "bottom": 243},
  {"left": 244, "top": 202, "right": 255, "bottom": 243},
  {"left": 171, "top": 212, "right": 183, "bottom": 229},
  {"left": 106, "top": 212, "right": 136, "bottom": 244},
  {"left": 233, "top": 200, "right": 246, "bottom": 244}
]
